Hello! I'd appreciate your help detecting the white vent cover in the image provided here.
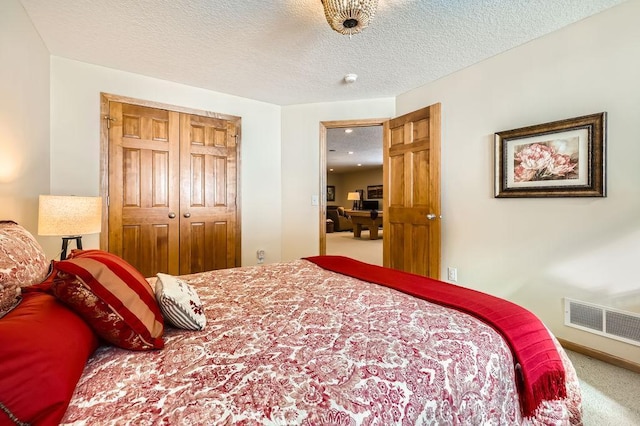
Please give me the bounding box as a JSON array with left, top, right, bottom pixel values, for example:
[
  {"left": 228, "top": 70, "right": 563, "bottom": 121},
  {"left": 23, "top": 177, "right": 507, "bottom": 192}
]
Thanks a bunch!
[{"left": 564, "top": 298, "right": 640, "bottom": 347}]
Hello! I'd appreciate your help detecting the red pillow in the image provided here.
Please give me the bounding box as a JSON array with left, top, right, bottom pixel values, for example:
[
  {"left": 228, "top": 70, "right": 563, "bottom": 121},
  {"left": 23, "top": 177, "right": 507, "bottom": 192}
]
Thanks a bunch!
[
  {"left": 0, "top": 292, "right": 99, "bottom": 425},
  {"left": 51, "top": 250, "right": 164, "bottom": 351}
]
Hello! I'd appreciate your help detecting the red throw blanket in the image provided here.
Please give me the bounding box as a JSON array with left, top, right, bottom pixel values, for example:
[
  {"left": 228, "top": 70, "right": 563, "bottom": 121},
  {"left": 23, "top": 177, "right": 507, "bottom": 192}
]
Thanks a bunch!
[{"left": 304, "top": 255, "right": 566, "bottom": 418}]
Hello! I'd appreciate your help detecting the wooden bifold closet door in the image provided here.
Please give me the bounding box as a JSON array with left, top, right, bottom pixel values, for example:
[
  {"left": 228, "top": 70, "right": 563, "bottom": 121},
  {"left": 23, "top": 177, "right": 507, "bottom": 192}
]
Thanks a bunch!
[{"left": 104, "top": 97, "right": 240, "bottom": 277}]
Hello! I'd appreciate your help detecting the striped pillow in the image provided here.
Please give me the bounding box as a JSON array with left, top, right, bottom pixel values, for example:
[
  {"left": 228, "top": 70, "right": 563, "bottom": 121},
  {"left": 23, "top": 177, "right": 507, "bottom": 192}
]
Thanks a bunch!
[
  {"left": 155, "top": 273, "right": 206, "bottom": 331},
  {"left": 52, "top": 250, "right": 164, "bottom": 350}
]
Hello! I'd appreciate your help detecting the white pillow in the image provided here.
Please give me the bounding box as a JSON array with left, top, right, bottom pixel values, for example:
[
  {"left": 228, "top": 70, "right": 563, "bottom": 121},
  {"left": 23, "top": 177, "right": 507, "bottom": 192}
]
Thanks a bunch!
[{"left": 155, "top": 273, "right": 206, "bottom": 331}]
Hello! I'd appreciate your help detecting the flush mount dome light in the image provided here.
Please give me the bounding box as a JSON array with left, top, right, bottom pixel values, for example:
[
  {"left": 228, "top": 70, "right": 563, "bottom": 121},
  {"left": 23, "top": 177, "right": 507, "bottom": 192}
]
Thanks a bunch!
[
  {"left": 344, "top": 74, "right": 358, "bottom": 84},
  {"left": 321, "top": 0, "right": 379, "bottom": 37}
]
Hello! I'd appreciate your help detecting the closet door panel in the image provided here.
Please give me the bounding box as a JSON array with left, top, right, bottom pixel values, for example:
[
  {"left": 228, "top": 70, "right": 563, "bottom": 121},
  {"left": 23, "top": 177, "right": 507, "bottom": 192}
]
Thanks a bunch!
[
  {"left": 179, "top": 113, "right": 238, "bottom": 274},
  {"left": 105, "top": 96, "right": 240, "bottom": 276},
  {"left": 108, "top": 102, "right": 180, "bottom": 276}
]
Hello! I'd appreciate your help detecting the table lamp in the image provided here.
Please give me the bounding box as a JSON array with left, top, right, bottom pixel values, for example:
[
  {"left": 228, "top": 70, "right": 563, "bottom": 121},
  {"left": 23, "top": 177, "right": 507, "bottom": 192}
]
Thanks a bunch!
[
  {"left": 347, "top": 191, "right": 361, "bottom": 210},
  {"left": 38, "top": 195, "right": 102, "bottom": 260}
]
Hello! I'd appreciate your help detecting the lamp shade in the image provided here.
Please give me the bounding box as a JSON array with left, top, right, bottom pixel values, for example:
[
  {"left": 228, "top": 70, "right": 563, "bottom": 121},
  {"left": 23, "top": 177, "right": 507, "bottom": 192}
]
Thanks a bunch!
[
  {"left": 347, "top": 192, "right": 361, "bottom": 201},
  {"left": 38, "top": 195, "right": 102, "bottom": 236}
]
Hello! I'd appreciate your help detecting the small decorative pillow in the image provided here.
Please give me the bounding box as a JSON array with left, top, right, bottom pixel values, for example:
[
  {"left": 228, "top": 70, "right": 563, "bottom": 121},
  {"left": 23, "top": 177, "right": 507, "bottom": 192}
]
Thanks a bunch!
[
  {"left": 0, "top": 221, "right": 49, "bottom": 289},
  {"left": 51, "top": 250, "right": 164, "bottom": 350},
  {"left": 155, "top": 273, "right": 206, "bottom": 331}
]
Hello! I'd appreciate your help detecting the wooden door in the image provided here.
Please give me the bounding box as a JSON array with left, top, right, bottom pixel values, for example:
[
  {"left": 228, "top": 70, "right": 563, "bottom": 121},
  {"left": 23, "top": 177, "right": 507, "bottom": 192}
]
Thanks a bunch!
[
  {"left": 108, "top": 102, "right": 181, "bottom": 277},
  {"left": 105, "top": 96, "right": 241, "bottom": 277},
  {"left": 383, "top": 104, "right": 441, "bottom": 278},
  {"left": 179, "top": 113, "right": 239, "bottom": 274}
]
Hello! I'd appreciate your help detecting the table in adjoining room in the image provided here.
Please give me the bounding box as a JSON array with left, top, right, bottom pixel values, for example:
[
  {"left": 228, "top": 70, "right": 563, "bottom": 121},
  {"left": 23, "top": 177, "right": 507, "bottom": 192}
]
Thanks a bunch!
[{"left": 346, "top": 210, "right": 383, "bottom": 240}]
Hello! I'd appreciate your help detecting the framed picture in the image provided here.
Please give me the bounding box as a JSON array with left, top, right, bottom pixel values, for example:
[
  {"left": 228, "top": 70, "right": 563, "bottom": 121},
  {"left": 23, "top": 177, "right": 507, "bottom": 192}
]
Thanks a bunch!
[
  {"left": 367, "top": 184, "right": 383, "bottom": 199},
  {"left": 326, "top": 185, "right": 335, "bottom": 202},
  {"left": 494, "top": 112, "right": 606, "bottom": 198}
]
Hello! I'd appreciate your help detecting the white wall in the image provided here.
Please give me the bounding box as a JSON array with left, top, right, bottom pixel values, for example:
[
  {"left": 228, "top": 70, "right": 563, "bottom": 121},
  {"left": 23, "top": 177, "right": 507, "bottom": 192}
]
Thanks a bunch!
[
  {"left": 281, "top": 99, "right": 394, "bottom": 261},
  {"left": 50, "top": 57, "right": 282, "bottom": 266},
  {"left": 0, "top": 0, "right": 50, "bottom": 247},
  {"left": 397, "top": 0, "right": 640, "bottom": 360}
]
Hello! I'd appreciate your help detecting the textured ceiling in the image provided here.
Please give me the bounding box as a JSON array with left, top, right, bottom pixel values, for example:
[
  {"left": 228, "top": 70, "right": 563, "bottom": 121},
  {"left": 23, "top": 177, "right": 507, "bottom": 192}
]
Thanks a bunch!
[
  {"left": 19, "top": 0, "right": 625, "bottom": 106},
  {"left": 327, "top": 126, "right": 383, "bottom": 174}
]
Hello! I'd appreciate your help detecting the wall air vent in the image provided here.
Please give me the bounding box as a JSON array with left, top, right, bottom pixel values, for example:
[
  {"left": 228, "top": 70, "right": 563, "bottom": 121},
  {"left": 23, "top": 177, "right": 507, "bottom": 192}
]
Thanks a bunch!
[{"left": 564, "top": 298, "right": 640, "bottom": 347}]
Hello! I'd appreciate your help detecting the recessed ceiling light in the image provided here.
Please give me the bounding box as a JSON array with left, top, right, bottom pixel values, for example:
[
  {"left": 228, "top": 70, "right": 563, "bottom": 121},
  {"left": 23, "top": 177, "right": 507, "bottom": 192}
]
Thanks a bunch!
[
  {"left": 348, "top": 151, "right": 354, "bottom": 155},
  {"left": 345, "top": 128, "right": 353, "bottom": 134}
]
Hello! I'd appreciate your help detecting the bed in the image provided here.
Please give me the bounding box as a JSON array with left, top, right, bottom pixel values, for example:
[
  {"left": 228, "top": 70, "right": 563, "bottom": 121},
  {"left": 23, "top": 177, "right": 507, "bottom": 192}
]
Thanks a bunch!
[{"left": 0, "top": 221, "right": 582, "bottom": 425}]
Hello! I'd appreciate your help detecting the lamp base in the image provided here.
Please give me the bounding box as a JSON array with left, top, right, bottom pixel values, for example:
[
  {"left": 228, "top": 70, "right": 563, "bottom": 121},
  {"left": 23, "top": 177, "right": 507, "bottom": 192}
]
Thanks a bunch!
[{"left": 61, "top": 236, "right": 83, "bottom": 260}]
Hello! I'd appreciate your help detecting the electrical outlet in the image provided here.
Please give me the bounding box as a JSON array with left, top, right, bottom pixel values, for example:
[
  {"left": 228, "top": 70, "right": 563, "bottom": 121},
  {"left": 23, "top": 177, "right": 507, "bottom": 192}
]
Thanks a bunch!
[
  {"left": 257, "top": 249, "right": 265, "bottom": 264},
  {"left": 447, "top": 267, "right": 457, "bottom": 282}
]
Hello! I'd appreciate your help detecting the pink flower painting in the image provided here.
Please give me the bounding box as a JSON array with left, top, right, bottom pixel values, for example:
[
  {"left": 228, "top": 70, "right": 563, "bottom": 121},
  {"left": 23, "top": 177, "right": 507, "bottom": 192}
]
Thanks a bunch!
[{"left": 513, "top": 139, "right": 579, "bottom": 182}]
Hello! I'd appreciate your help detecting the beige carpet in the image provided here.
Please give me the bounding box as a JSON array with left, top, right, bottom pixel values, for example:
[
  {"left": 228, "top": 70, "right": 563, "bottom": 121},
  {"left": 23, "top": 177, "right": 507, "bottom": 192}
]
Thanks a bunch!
[
  {"left": 326, "top": 229, "right": 382, "bottom": 265},
  {"left": 565, "top": 350, "right": 640, "bottom": 425}
]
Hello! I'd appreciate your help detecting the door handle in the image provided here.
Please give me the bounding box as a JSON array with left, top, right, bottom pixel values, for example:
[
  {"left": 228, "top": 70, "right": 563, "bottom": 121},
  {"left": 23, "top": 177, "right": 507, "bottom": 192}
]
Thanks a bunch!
[
  {"left": 426, "top": 214, "right": 437, "bottom": 220},
  {"left": 168, "top": 212, "right": 176, "bottom": 219},
  {"left": 183, "top": 212, "right": 191, "bottom": 218}
]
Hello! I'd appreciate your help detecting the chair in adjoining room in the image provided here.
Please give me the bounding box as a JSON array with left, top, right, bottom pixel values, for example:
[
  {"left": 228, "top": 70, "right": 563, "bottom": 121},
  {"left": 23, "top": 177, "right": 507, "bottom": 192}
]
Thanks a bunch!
[{"left": 326, "top": 206, "right": 353, "bottom": 232}]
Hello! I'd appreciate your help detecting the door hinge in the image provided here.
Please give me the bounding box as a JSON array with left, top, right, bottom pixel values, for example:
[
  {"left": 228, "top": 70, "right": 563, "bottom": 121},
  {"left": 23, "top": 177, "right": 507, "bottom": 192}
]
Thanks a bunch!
[
  {"left": 103, "top": 115, "right": 116, "bottom": 129},
  {"left": 106, "top": 196, "right": 110, "bottom": 206}
]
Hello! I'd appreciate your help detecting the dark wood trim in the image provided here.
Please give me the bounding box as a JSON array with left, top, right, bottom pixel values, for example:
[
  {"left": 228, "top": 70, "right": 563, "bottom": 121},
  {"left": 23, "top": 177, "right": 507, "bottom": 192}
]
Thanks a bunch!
[{"left": 557, "top": 338, "right": 640, "bottom": 374}]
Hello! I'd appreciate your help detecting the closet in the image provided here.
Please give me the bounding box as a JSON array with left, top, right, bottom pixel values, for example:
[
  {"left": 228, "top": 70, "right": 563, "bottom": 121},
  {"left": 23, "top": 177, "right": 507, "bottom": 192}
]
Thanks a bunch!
[{"left": 101, "top": 94, "right": 241, "bottom": 277}]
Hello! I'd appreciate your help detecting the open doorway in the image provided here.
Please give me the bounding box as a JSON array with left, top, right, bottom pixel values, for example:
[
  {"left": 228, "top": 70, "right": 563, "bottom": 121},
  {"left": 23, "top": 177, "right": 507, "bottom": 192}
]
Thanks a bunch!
[{"left": 319, "top": 119, "right": 386, "bottom": 265}]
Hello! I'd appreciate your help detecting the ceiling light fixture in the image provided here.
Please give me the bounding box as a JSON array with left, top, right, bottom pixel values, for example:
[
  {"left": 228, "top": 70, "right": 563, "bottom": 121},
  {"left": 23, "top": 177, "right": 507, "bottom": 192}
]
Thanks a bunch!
[
  {"left": 345, "top": 128, "right": 353, "bottom": 133},
  {"left": 321, "top": 0, "right": 378, "bottom": 37},
  {"left": 344, "top": 74, "right": 358, "bottom": 84}
]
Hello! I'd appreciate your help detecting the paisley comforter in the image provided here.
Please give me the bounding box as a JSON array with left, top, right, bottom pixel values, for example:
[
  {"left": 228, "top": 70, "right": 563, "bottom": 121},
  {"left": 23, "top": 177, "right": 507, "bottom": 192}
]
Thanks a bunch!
[{"left": 62, "top": 260, "right": 581, "bottom": 425}]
